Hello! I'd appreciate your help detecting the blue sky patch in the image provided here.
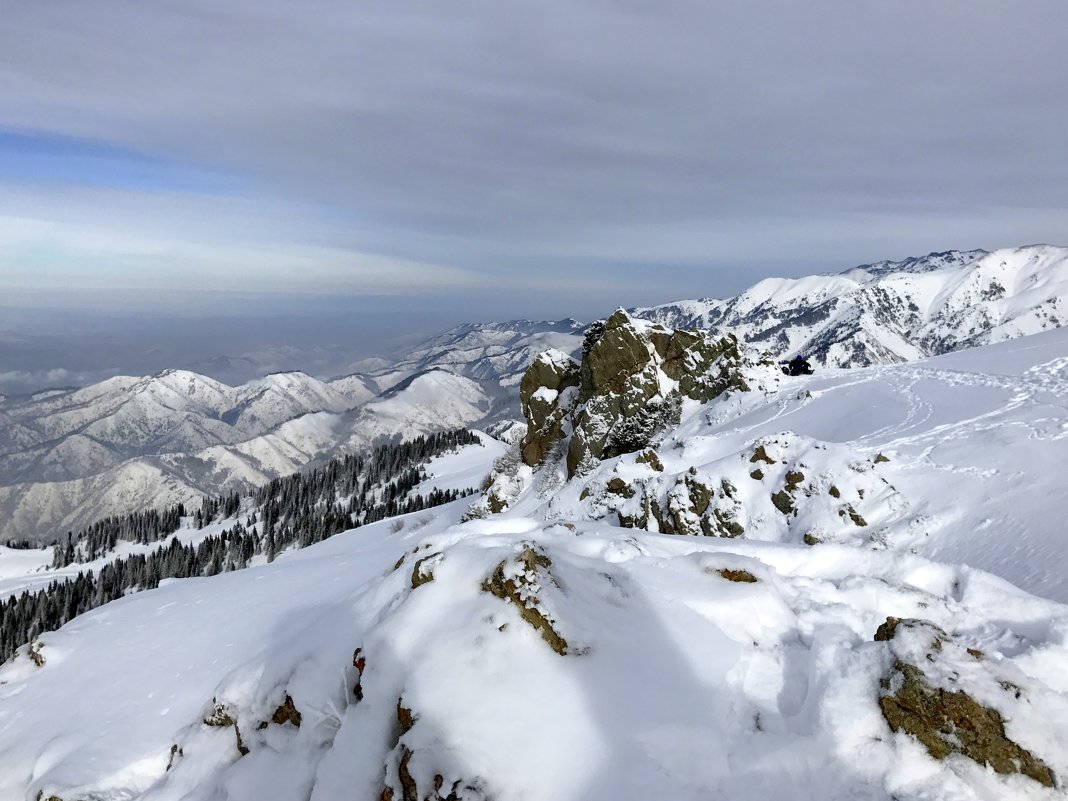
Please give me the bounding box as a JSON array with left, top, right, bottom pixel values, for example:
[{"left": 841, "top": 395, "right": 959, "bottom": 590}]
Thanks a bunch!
[{"left": 0, "top": 129, "right": 237, "bottom": 194}]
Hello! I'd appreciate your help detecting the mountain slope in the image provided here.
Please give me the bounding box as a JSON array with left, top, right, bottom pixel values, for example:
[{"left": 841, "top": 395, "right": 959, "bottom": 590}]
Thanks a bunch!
[
  {"left": 0, "top": 371, "right": 371, "bottom": 543},
  {"left": 4, "top": 245, "right": 1068, "bottom": 547},
  {"left": 362, "top": 318, "right": 586, "bottom": 393},
  {"left": 634, "top": 245, "right": 1068, "bottom": 367},
  {"left": 4, "top": 322, "right": 1068, "bottom": 799},
  {"left": 491, "top": 316, "right": 1068, "bottom": 604}
]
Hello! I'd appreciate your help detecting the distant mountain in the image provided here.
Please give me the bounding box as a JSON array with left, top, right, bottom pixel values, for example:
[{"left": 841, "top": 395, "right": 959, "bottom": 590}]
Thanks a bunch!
[
  {"left": 0, "top": 370, "right": 372, "bottom": 542},
  {"left": 0, "top": 319, "right": 575, "bottom": 543},
  {"left": 364, "top": 318, "right": 587, "bottom": 391},
  {"left": 633, "top": 245, "right": 1068, "bottom": 367},
  {"left": 5, "top": 245, "right": 1068, "bottom": 544}
]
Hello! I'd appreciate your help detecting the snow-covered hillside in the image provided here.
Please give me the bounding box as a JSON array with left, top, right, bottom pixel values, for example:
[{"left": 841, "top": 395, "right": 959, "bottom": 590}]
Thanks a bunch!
[
  {"left": 2, "top": 320, "right": 1068, "bottom": 800},
  {"left": 365, "top": 318, "right": 586, "bottom": 392},
  {"left": 5, "top": 245, "right": 1068, "bottom": 546},
  {"left": 0, "top": 321, "right": 583, "bottom": 544},
  {"left": 0, "top": 371, "right": 369, "bottom": 543},
  {"left": 634, "top": 245, "right": 1068, "bottom": 367}
]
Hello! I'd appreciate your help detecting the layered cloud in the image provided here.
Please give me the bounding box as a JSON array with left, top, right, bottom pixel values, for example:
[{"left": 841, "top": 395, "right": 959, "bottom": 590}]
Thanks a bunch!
[{"left": 1, "top": 1, "right": 1066, "bottom": 302}]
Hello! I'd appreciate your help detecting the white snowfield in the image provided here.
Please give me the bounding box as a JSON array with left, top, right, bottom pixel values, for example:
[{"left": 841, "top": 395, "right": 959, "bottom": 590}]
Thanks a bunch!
[
  {"left": 2, "top": 328, "right": 1068, "bottom": 799},
  {"left": 536, "top": 324, "right": 1068, "bottom": 605}
]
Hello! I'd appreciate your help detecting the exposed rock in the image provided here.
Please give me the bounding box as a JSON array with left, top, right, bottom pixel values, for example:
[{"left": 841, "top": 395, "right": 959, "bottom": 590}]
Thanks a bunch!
[
  {"left": 270, "top": 694, "right": 302, "bottom": 728},
  {"left": 381, "top": 699, "right": 487, "bottom": 801},
  {"left": 750, "top": 445, "right": 777, "bottom": 464},
  {"left": 203, "top": 702, "right": 248, "bottom": 756},
  {"left": 352, "top": 647, "right": 367, "bottom": 701},
  {"left": 166, "top": 743, "right": 184, "bottom": 771},
  {"left": 519, "top": 350, "right": 580, "bottom": 466},
  {"left": 634, "top": 449, "right": 665, "bottom": 472},
  {"left": 875, "top": 617, "right": 1055, "bottom": 787},
  {"left": 717, "top": 568, "right": 758, "bottom": 583},
  {"left": 482, "top": 546, "right": 568, "bottom": 655},
  {"left": 842, "top": 504, "right": 867, "bottom": 527},
  {"left": 513, "top": 309, "right": 755, "bottom": 478},
  {"left": 771, "top": 490, "right": 794, "bottom": 515},
  {"left": 411, "top": 552, "right": 441, "bottom": 588}
]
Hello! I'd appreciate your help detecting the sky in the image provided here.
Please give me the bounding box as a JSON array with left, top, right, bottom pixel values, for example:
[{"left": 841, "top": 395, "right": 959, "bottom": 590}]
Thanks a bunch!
[{"left": 1, "top": 1, "right": 1067, "bottom": 391}]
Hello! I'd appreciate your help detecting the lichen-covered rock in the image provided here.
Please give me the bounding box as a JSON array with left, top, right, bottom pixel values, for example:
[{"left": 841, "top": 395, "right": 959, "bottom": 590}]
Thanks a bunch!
[
  {"left": 512, "top": 310, "right": 756, "bottom": 479},
  {"left": 717, "top": 568, "right": 758, "bottom": 583},
  {"left": 481, "top": 545, "right": 568, "bottom": 655},
  {"left": 875, "top": 617, "right": 1056, "bottom": 787},
  {"left": 519, "top": 349, "right": 580, "bottom": 467},
  {"left": 411, "top": 552, "right": 442, "bottom": 588},
  {"left": 565, "top": 310, "right": 749, "bottom": 476}
]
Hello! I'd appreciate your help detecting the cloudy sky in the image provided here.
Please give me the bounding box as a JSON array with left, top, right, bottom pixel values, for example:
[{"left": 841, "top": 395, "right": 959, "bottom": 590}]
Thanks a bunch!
[{"left": 1, "top": 1, "right": 1066, "bottom": 388}]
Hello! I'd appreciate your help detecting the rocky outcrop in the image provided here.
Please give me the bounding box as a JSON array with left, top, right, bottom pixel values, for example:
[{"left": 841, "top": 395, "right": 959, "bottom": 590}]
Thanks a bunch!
[
  {"left": 482, "top": 545, "right": 568, "bottom": 655},
  {"left": 380, "top": 698, "right": 488, "bottom": 801},
  {"left": 875, "top": 617, "right": 1055, "bottom": 787},
  {"left": 573, "top": 433, "right": 908, "bottom": 546},
  {"left": 518, "top": 309, "right": 754, "bottom": 478},
  {"left": 519, "top": 349, "right": 579, "bottom": 467}
]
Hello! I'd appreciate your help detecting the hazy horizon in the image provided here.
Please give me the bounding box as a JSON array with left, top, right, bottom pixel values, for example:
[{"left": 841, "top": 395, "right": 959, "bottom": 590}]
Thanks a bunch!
[
  {"left": 0, "top": 250, "right": 856, "bottom": 394},
  {"left": 4, "top": 2, "right": 1067, "bottom": 392}
]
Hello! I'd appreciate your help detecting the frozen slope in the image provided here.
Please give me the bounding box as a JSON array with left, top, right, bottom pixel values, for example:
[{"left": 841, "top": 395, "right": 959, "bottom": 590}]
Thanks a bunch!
[
  {"left": 2, "top": 507, "right": 1067, "bottom": 800},
  {"left": 508, "top": 324, "right": 1068, "bottom": 604},
  {"left": 2, "top": 330, "right": 1068, "bottom": 799},
  {"left": 723, "top": 325, "right": 1068, "bottom": 602}
]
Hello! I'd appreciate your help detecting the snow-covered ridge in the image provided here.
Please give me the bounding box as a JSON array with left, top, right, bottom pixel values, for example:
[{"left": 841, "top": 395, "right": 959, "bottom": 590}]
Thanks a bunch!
[
  {"left": 0, "top": 370, "right": 370, "bottom": 543},
  {"left": 3, "top": 322, "right": 1068, "bottom": 799},
  {"left": 0, "top": 319, "right": 585, "bottom": 544},
  {"left": 633, "top": 245, "right": 1068, "bottom": 367},
  {"left": 5, "top": 244, "right": 1068, "bottom": 546}
]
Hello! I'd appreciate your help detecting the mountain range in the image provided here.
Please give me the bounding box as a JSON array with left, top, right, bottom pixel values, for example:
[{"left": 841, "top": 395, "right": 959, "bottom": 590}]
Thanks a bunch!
[
  {"left": 1, "top": 244, "right": 1066, "bottom": 544},
  {"left": 634, "top": 245, "right": 1068, "bottom": 366},
  {"left": 2, "top": 300, "right": 1067, "bottom": 800}
]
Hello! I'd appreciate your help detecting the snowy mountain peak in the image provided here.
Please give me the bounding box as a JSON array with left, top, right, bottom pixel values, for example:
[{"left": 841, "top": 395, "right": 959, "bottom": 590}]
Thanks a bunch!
[
  {"left": 844, "top": 248, "right": 990, "bottom": 278},
  {"left": 634, "top": 243, "right": 1068, "bottom": 368}
]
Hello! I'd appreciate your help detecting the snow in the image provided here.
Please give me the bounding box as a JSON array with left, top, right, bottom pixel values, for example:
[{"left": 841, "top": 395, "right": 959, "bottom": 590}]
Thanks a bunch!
[
  {"left": 521, "top": 324, "right": 1068, "bottom": 604},
  {"left": 2, "top": 327, "right": 1068, "bottom": 799},
  {"left": 344, "top": 370, "right": 491, "bottom": 445},
  {"left": 3, "top": 506, "right": 1067, "bottom": 800},
  {"left": 634, "top": 245, "right": 1068, "bottom": 368},
  {"left": 413, "top": 431, "right": 507, "bottom": 495},
  {"left": 0, "top": 370, "right": 380, "bottom": 543}
]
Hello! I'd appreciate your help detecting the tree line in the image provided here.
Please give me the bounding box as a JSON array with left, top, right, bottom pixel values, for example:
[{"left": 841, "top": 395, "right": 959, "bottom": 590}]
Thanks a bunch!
[
  {"left": 51, "top": 506, "right": 186, "bottom": 568},
  {"left": 2, "top": 429, "right": 482, "bottom": 663}
]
